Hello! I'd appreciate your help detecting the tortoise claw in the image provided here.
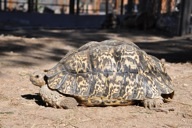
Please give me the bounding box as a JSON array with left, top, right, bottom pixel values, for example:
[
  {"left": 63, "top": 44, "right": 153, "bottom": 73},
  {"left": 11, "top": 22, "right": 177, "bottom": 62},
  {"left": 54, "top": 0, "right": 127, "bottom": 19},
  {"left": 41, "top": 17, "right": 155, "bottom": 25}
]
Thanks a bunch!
[{"left": 144, "top": 98, "right": 163, "bottom": 109}]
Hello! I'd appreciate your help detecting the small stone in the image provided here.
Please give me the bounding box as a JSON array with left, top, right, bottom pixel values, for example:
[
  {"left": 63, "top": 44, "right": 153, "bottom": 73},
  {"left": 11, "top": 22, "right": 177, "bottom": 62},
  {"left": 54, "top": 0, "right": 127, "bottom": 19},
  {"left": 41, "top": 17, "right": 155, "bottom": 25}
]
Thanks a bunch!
[{"left": 183, "top": 84, "right": 188, "bottom": 87}]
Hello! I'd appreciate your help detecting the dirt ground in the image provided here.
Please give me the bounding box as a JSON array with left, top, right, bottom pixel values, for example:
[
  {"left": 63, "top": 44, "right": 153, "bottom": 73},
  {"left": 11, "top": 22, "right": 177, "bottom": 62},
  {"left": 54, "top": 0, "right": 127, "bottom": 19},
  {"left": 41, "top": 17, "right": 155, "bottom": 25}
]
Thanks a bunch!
[{"left": 0, "top": 29, "right": 192, "bottom": 128}]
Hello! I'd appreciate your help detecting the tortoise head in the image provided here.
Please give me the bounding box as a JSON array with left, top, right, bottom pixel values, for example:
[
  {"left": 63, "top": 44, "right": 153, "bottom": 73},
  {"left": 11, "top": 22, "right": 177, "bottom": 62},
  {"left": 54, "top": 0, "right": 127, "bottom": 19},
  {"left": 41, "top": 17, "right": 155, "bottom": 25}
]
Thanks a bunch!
[{"left": 30, "top": 71, "right": 47, "bottom": 87}]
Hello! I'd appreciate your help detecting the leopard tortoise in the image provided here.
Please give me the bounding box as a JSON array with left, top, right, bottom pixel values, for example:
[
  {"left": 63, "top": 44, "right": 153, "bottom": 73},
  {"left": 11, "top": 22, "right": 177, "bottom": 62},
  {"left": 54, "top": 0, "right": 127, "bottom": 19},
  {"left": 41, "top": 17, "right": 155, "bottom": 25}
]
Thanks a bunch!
[{"left": 30, "top": 40, "right": 174, "bottom": 109}]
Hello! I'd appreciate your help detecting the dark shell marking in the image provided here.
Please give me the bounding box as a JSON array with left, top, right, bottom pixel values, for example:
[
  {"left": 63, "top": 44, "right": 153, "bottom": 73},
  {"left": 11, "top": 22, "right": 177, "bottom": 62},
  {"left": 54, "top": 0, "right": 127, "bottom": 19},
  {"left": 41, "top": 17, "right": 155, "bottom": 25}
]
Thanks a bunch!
[{"left": 45, "top": 40, "right": 174, "bottom": 106}]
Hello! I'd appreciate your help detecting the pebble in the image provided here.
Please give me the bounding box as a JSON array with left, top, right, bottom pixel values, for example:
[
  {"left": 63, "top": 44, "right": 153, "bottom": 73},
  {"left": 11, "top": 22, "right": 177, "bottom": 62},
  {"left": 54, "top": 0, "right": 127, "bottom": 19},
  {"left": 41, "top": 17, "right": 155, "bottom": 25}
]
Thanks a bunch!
[{"left": 183, "top": 84, "right": 188, "bottom": 87}]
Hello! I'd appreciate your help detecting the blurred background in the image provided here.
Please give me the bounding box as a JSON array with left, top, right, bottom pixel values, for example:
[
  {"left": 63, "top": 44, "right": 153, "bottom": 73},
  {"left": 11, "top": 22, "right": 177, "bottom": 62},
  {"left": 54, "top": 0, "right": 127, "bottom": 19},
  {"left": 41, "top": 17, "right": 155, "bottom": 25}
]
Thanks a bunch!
[{"left": 0, "top": 0, "right": 191, "bottom": 36}]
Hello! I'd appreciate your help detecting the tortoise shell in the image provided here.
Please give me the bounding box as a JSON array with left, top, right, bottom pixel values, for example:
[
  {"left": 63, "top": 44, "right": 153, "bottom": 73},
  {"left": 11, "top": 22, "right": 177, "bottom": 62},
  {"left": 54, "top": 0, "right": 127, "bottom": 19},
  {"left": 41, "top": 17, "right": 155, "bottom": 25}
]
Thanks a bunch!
[{"left": 44, "top": 40, "right": 174, "bottom": 106}]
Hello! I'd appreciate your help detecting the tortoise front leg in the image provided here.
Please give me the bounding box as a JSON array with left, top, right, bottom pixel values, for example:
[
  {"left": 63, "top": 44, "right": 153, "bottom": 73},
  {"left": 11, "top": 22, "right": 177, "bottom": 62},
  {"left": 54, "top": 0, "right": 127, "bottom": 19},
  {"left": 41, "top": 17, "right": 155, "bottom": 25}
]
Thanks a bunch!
[{"left": 39, "top": 85, "right": 78, "bottom": 109}]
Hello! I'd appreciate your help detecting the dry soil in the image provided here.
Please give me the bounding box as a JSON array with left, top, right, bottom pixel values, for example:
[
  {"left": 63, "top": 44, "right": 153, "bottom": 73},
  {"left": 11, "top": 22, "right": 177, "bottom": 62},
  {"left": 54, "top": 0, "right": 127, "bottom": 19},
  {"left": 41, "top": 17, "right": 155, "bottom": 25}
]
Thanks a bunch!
[{"left": 0, "top": 30, "right": 192, "bottom": 128}]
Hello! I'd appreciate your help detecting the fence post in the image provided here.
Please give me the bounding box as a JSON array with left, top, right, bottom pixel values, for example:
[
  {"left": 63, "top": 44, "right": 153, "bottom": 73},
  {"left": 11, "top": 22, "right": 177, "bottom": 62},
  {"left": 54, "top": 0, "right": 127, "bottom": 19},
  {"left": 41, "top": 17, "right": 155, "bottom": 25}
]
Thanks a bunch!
[
  {"left": 178, "top": 0, "right": 192, "bottom": 36},
  {"left": 0, "top": 0, "right": 1, "bottom": 11},
  {"left": 69, "top": 0, "right": 75, "bottom": 14},
  {"left": 157, "top": 0, "right": 162, "bottom": 15},
  {"left": 34, "top": 0, "right": 38, "bottom": 12},
  {"left": 120, "top": 0, "right": 124, "bottom": 15},
  {"left": 105, "top": 0, "right": 108, "bottom": 15},
  {"left": 28, "top": 0, "right": 34, "bottom": 13},
  {"left": 4, "top": 0, "right": 7, "bottom": 11},
  {"left": 76, "top": 0, "right": 80, "bottom": 15},
  {"left": 167, "top": 0, "right": 171, "bottom": 13},
  {"left": 127, "top": 0, "right": 133, "bottom": 13}
]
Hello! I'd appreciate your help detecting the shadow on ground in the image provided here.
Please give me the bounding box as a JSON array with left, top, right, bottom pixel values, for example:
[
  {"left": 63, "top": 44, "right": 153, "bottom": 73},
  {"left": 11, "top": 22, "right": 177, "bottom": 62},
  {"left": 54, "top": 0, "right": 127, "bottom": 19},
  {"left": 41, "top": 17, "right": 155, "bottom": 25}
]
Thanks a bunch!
[
  {"left": 0, "top": 29, "right": 191, "bottom": 65},
  {"left": 135, "top": 38, "right": 192, "bottom": 63},
  {"left": 21, "top": 94, "right": 46, "bottom": 106}
]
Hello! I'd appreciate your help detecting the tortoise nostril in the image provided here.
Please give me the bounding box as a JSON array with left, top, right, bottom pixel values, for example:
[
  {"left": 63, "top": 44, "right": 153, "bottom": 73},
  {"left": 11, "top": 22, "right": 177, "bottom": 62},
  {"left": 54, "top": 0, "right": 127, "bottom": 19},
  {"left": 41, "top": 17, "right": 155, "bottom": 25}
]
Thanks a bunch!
[{"left": 35, "top": 75, "right": 39, "bottom": 78}]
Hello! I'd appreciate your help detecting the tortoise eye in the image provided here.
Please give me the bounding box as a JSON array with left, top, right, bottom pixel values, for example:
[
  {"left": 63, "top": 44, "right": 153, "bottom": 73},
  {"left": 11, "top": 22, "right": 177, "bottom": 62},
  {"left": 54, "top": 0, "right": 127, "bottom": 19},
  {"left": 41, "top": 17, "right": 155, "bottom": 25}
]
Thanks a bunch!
[{"left": 35, "top": 75, "right": 39, "bottom": 78}]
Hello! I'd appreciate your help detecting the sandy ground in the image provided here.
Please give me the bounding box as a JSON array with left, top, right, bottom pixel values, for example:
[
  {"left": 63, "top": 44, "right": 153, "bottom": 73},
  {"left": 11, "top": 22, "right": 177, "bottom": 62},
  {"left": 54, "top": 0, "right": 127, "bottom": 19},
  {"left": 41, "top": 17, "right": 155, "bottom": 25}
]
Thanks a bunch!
[{"left": 0, "top": 29, "right": 192, "bottom": 128}]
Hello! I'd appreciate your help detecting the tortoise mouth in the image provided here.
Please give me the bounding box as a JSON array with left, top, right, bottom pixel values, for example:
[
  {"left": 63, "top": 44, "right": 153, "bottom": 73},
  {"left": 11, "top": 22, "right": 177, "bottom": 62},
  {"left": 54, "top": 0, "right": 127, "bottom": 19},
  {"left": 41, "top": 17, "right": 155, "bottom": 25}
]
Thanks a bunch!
[{"left": 44, "top": 75, "right": 48, "bottom": 85}]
